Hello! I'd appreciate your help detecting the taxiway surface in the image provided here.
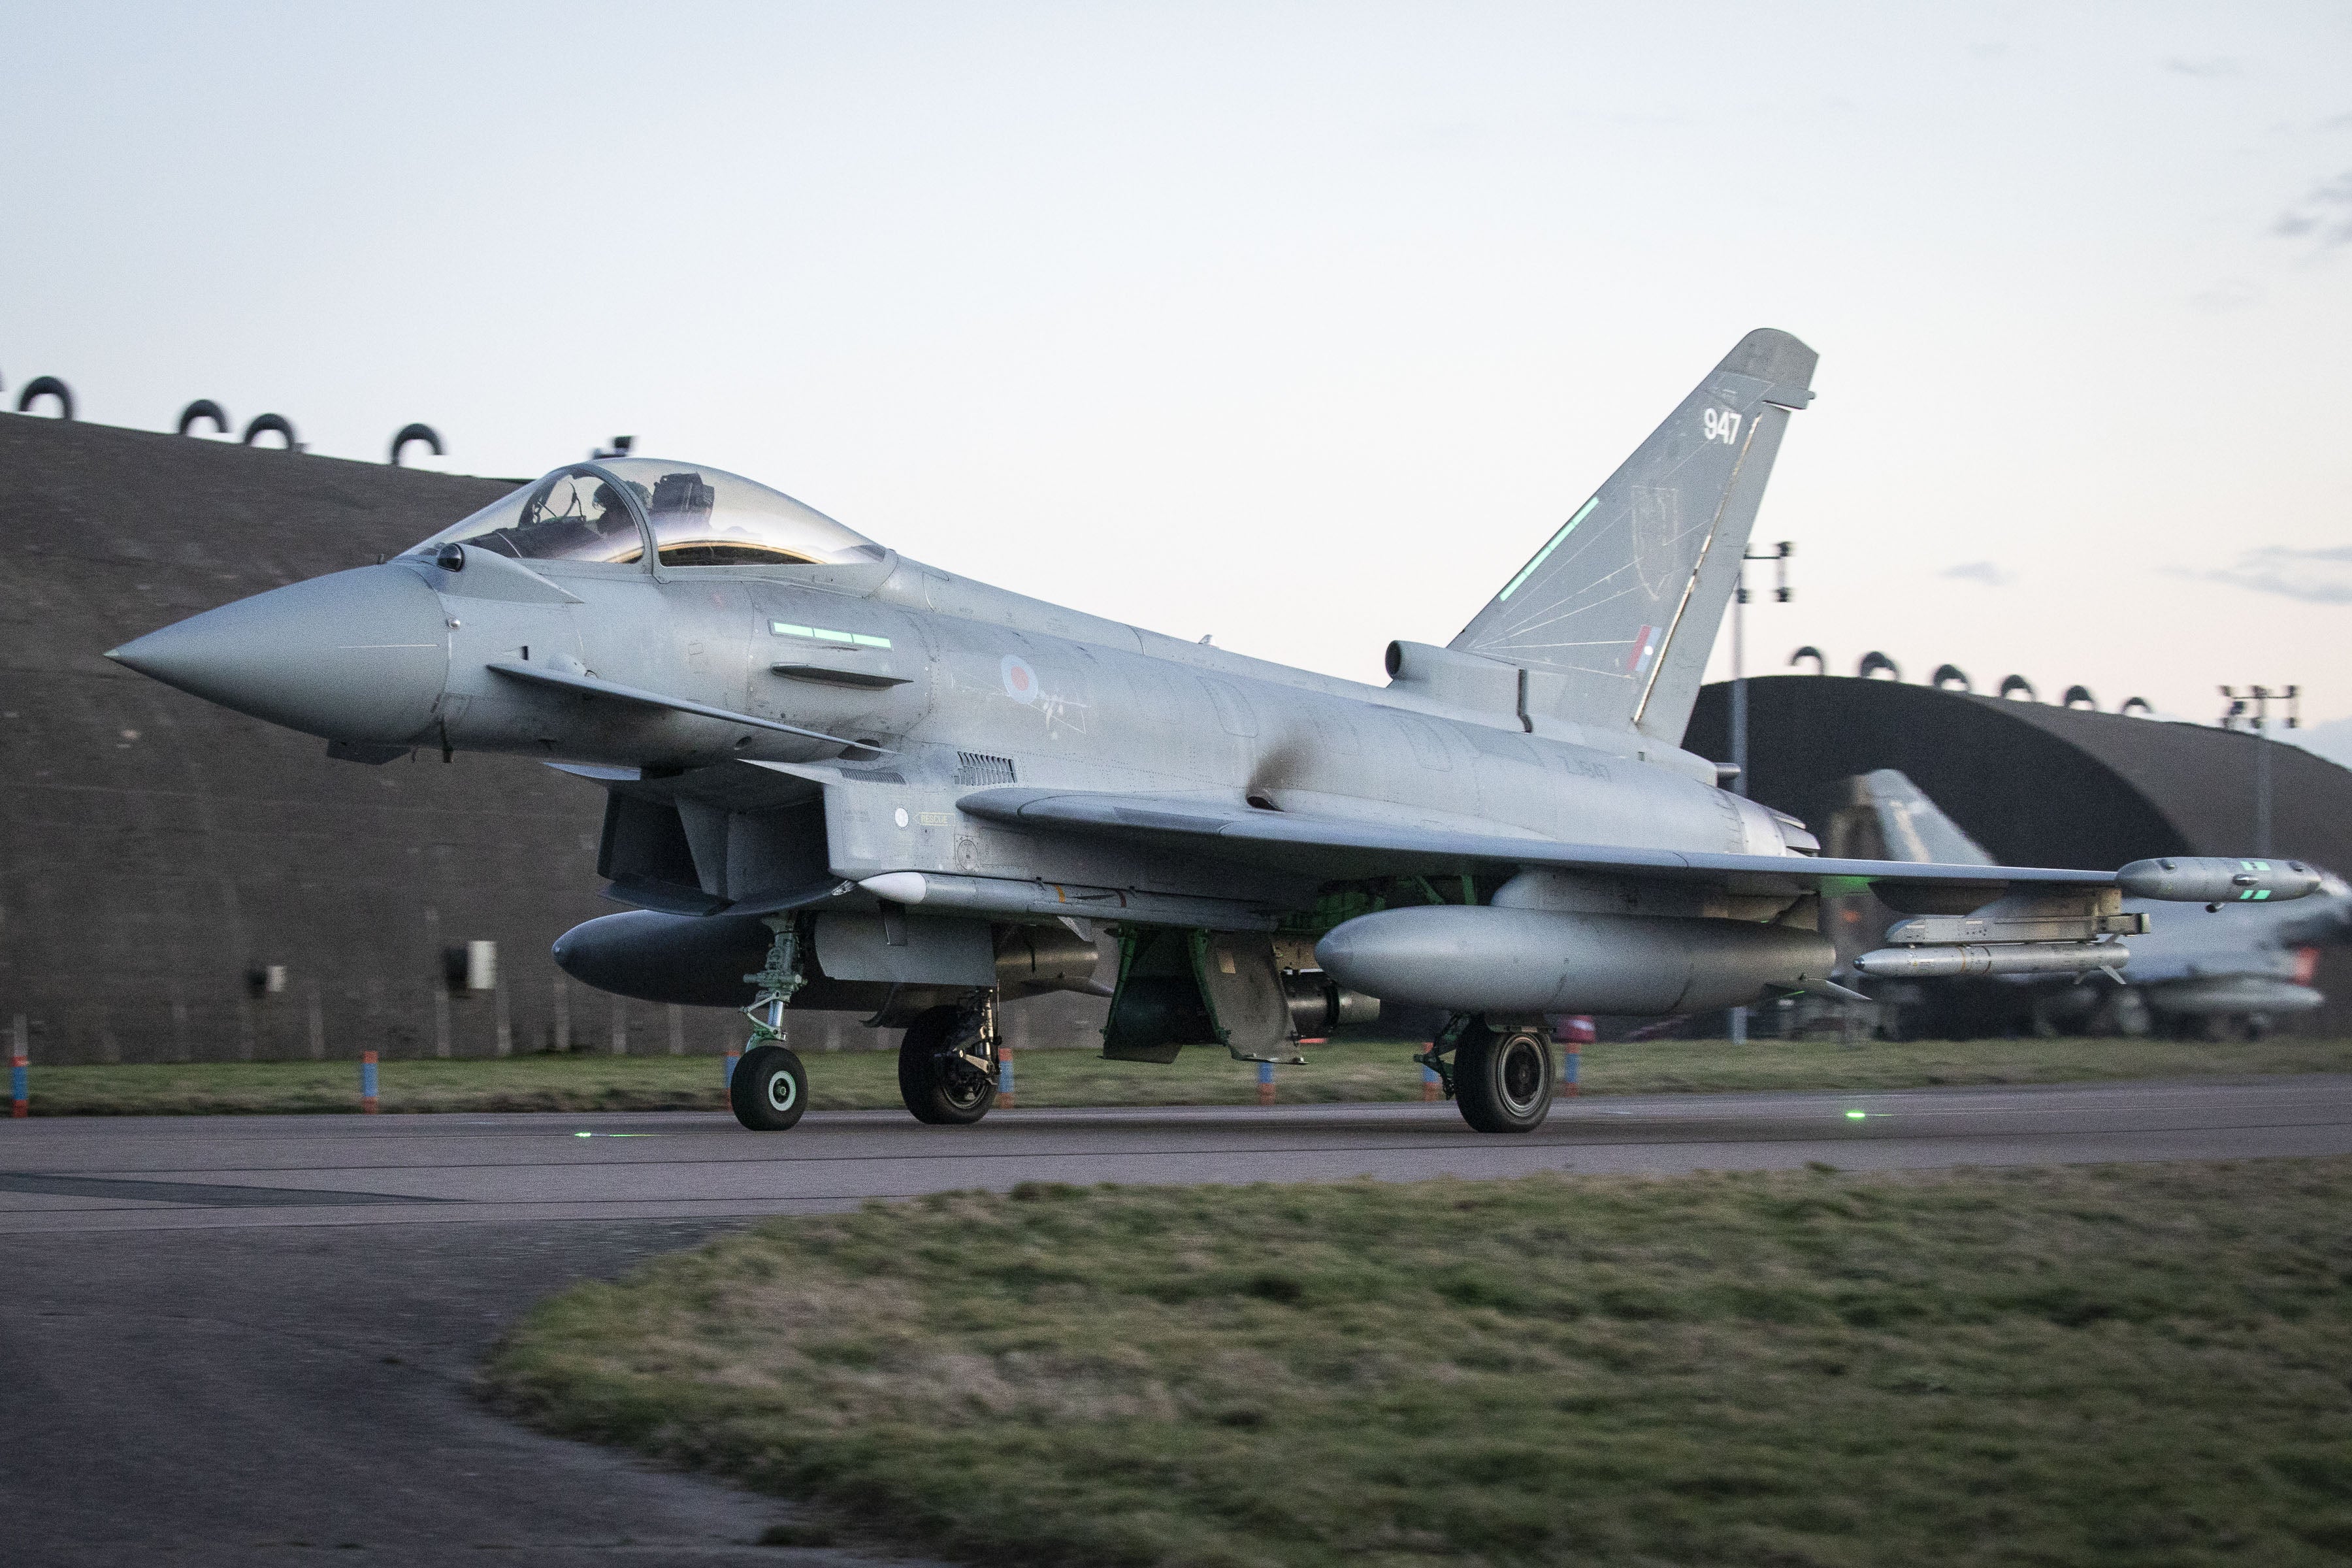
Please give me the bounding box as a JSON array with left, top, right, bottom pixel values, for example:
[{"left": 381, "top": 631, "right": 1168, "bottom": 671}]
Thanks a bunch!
[
  {"left": 5, "top": 1077, "right": 2348, "bottom": 1565},
  {"left": 5, "top": 1075, "right": 2350, "bottom": 1235}
]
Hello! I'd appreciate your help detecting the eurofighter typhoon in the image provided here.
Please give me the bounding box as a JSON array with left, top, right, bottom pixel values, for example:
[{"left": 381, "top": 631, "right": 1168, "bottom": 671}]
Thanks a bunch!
[
  {"left": 1825, "top": 768, "right": 2352, "bottom": 1039},
  {"left": 105, "top": 330, "right": 2319, "bottom": 1134}
]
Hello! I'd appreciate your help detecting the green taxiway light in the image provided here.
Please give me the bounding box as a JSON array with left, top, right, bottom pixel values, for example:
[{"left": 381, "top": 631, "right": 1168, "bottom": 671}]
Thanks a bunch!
[{"left": 1844, "top": 1110, "right": 1867, "bottom": 1120}]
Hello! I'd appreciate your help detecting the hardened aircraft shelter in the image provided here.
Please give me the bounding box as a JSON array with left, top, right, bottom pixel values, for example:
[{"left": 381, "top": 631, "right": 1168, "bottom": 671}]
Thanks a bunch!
[{"left": 1686, "top": 674, "right": 2352, "bottom": 1034}]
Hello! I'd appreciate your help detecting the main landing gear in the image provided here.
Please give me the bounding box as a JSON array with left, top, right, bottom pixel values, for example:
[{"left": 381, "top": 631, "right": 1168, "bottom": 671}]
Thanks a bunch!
[
  {"left": 1419, "top": 1015, "right": 1555, "bottom": 1134},
  {"left": 897, "top": 992, "right": 999, "bottom": 1126}
]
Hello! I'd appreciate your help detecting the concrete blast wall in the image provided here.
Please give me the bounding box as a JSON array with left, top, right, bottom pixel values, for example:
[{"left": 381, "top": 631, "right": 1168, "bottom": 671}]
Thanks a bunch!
[{"left": 1687, "top": 676, "right": 2352, "bottom": 1036}]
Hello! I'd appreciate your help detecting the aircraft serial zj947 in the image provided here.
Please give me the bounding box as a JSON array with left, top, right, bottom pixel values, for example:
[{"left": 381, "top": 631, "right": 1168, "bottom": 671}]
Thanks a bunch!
[{"left": 107, "top": 329, "right": 2321, "bottom": 1134}]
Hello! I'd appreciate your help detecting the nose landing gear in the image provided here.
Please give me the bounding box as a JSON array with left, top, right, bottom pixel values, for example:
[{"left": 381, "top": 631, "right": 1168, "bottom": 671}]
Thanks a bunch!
[{"left": 731, "top": 918, "right": 810, "bottom": 1132}]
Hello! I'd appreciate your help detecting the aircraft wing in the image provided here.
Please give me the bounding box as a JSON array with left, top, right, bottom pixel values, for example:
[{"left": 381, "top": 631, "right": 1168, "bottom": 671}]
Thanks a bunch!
[{"left": 955, "top": 786, "right": 2107, "bottom": 898}]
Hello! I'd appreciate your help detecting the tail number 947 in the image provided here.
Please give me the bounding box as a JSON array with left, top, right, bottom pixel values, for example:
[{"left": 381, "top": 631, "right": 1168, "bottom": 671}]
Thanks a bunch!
[{"left": 1702, "top": 407, "right": 1743, "bottom": 444}]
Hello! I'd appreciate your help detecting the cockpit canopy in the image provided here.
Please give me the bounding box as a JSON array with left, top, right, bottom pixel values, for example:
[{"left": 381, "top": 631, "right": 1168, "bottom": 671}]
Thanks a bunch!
[{"left": 408, "top": 459, "right": 887, "bottom": 570}]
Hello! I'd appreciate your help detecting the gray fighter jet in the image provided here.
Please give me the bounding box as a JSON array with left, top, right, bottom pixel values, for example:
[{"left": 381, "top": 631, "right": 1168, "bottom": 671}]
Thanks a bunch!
[
  {"left": 1823, "top": 769, "right": 2352, "bottom": 1038},
  {"left": 105, "top": 329, "right": 2318, "bottom": 1134}
]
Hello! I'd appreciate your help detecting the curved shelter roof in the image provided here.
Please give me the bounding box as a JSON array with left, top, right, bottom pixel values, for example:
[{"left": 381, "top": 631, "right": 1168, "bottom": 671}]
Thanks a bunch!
[
  {"left": 1686, "top": 675, "right": 2352, "bottom": 874},
  {"left": 1685, "top": 676, "right": 2352, "bottom": 1033}
]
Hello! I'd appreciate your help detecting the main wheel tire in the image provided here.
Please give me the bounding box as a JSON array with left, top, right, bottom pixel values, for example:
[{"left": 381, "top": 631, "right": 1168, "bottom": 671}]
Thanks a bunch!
[
  {"left": 730, "top": 1043, "right": 808, "bottom": 1131},
  {"left": 1455, "top": 1025, "right": 1554, "bottom": 1134},
  {"left": 897, "top": 1005, "right": 994, "bottom": 1126}
]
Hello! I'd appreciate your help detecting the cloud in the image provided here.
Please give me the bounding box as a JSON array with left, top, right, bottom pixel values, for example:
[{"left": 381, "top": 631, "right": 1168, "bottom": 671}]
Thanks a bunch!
[
  {"left": 2274, "top": 171, "right": 2352, "bottom": 246},
  {"left": 1940, "top": 561, "right": 2014, "bottom": 587},
  {"left": 2165, "top": 56, "right": 2240, "bottom": 78},
  {"left": 2199, "top": 544, "right": 2352, "bottom": 603}
]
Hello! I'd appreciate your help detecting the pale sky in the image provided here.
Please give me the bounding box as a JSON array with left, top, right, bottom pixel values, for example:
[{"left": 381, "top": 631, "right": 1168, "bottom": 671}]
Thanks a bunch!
[{"left": 5, "top": 3, "right": 2349, "bottom": 723}]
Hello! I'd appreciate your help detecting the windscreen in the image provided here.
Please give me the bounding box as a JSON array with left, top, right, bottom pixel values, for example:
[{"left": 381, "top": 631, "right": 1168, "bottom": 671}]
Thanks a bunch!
[
  {"left": 612, "top": 460, "right": 886, "bottom": 567},
  {"left": 408, "top": 470, "right": 646, "bottom": 564}
]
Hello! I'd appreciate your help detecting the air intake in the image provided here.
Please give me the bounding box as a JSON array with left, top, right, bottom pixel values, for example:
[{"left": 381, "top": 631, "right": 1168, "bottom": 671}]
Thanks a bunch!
[{"left": 954, "top": 752, "right": 1017, "bottom": 787}]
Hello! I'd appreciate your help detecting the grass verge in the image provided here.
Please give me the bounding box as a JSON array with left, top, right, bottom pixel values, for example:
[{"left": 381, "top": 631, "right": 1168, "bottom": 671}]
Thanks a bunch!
[
  {"left": 20, "top": 1032, "right": 2352, "bottom": 1115},
  {"left": 487, "top": 1160, "right": 2352, "bottom": 1567}
]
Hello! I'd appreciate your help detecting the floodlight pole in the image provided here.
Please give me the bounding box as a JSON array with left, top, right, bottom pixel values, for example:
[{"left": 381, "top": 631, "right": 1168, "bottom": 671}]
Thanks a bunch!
[
  {"left": 1728, "top": 542, "right": 1791, "bottom": 1048},
  {"left": 1727, "top": 543, "right": 1792, "bottom": 802},
  {"left": 2219, "top": 684, "right": 2300, "bottom": 858}
]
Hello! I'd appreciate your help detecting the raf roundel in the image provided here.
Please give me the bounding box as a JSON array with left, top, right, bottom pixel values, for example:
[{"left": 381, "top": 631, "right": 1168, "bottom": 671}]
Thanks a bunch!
[{"left": 1000, "top": 655, "right": 1039, "bottom": 705}]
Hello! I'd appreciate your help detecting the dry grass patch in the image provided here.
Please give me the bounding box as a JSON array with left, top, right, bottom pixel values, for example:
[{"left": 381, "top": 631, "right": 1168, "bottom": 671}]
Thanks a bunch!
[{"left": 487, "top": 1159, "right": 2352, "bottom": 1567}]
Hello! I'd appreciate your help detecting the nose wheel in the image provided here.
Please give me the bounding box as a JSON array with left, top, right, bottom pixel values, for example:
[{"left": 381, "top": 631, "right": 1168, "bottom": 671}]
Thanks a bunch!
[{"left": 730, "top": 1043, "right": 808, "bottom": 1130}]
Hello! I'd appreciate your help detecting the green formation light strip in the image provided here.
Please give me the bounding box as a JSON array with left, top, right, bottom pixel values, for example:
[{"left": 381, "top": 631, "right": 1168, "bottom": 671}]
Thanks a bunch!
[
  {"left": 772, "top": 621, "right": 891, "bottom": 649},
  {"left": 1498, "top": 497, "right": 1599, "bottom": 601}
]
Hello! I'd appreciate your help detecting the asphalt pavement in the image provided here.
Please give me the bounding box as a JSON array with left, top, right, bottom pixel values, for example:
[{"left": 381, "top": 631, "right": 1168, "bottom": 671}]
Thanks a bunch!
[
  {"left": 5, "top": 1076, "right": 2349, "bottom": 1565},
  {"left": 6, "top": 1075, "right": 2352, "bottom": 1234}
]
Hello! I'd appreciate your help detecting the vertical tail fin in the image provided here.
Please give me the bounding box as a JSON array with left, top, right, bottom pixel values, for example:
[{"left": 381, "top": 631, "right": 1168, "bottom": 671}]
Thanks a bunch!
[
  {"left": 1449, "top": 328, "right": 1816, "bottom": 743},
  {"left": 1827, "top": 770, "right": 1998, "bottom": 866}
]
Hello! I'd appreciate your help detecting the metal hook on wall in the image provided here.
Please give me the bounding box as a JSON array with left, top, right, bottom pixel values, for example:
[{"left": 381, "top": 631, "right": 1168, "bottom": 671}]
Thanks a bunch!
[
  {"left": 178, "top": 400, "right": 230, "bottom": 436},
  {"left": 16, "top": 376, "right": 74, "bottom": 419},
  {"left": 242, "top": 413, "right": 302, "bottom": 451},
  {"left": 389, "top": 423, "right": 443, "bottom": 466}
]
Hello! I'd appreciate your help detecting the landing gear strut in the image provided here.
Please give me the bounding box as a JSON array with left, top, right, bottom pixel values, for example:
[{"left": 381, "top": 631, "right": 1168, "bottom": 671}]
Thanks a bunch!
[
  {"left": 898, "top": 990, "right": 998, "bottom": 1126},
  {"left": 731, "top": 919, "right": 809, "bottom": 1132}
]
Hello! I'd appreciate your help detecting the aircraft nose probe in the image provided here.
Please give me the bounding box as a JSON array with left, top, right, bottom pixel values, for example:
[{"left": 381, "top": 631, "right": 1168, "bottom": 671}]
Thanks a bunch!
[{"left": 105, "top": 563, "right": 451, "bottom": 746}]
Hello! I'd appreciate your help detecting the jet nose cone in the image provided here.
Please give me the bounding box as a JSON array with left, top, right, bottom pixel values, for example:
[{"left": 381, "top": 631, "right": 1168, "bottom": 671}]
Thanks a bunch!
[{"left": 108, "top": 564, "right": 450, "bottom": 743}]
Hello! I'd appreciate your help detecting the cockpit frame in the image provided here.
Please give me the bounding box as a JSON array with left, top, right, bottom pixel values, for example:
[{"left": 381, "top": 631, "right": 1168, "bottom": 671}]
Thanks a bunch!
[
  {"left": 561, "top": 461, "right": 659, "bottom": 574},
  {"left": 406, "top": 459, "right": 888, "bottom": 581},
  {"left": 568, "top": 460, "right": 657, "bottom": 572}
]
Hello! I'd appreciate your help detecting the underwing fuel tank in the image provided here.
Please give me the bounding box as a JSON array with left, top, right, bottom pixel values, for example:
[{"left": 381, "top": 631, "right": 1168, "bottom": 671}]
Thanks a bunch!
[
  {"left": 2148, "top": 975, "right": 2324, "bottom": 1017},
  {"left": 551, "top": 909, "right": 1103, "bottom": 1007},
  {"left": 1313, "top": 906, "right": 1835, "bottom": 1016}
]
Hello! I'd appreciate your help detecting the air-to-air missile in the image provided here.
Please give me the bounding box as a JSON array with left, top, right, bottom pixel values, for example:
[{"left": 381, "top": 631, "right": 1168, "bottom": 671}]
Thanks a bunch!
[{"left": 106, "top": 329, "right": 2317, "bottom": 1134}]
